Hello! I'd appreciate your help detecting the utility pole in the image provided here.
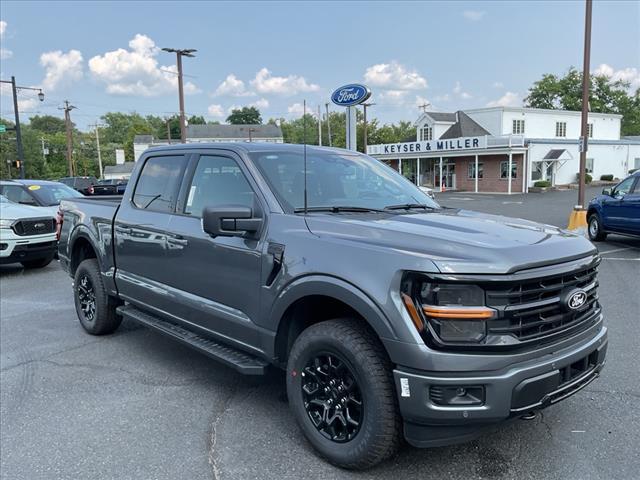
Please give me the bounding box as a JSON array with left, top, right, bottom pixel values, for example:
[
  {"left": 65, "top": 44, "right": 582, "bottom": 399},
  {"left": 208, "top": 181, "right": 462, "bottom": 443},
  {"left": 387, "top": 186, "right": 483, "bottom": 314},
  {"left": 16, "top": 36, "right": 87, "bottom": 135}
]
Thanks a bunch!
[
  {"left": 90, "top": 122, "right": 106, "bottom": 178},
  {"left": 317, "top": 105, "right": 322, "bottom": 146},
  {"left": 161, "top": 48, "right": 197, "bottom": 143},
  {"left": 578, "top": 0, "right": 592, "bottom": 210},
  {"left": 61, "top": 100, "right": 76, "bottom": 176},
  {"left": 166, "top": 118, "right": 172, "bottom": 144},
  {"left": 41, "top": 137, "right": 47, "bottom": 163},
  {"left": 248, "top": 128, "right": 256, "bottom": 142},
  {"left": 362, "top": 102, "right": 375, "bottom": 154},
  {"left": 0, "top": 77, "right": 45, "bottom": 179},
  {"left": 325, "top": 103, "right": 332, "bottom": 147}
]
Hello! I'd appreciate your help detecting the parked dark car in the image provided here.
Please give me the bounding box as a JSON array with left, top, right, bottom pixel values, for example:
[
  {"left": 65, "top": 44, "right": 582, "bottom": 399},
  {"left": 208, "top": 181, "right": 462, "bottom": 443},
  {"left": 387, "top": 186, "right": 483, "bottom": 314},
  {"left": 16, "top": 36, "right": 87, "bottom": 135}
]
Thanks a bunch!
[
  {"left": 58, "top": 143, "right": 607, "bottom": 469},
  {"left": 92, "top": 179, "right": 128, "bottom": 195},
  {"left": 59, "top": 176, "right": 98, "bottom": 195},
  {"left": 0, "top": 179, "right": 83, "bottom": 215},
  {"left": 587, "top": 170, "right": 640, "bottom": 241}
]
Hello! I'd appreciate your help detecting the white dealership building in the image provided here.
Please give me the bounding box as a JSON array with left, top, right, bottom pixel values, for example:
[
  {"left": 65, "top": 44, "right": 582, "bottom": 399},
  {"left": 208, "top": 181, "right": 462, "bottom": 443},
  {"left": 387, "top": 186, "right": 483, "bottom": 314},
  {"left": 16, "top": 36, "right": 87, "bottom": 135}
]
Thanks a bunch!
[{"left": 367, "top": 107, "right": 640, "bottom": 193}]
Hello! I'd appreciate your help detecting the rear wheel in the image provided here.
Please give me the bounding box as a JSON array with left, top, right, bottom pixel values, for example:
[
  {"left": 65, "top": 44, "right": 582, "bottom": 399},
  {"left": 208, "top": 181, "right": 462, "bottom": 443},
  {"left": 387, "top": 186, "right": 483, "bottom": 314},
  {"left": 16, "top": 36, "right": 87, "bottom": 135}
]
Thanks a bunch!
[
  {"left": 286, "top": 319, "right": 401, "bottom": 469},
  {"left": 20, "top": 253, "right": 54, "bottom": 269},
  {"left": 73, "top": 259, "right": 122, "bottom": 335},
  {"left": 588, "top": 214, "right": 607, "bottom": 241}
]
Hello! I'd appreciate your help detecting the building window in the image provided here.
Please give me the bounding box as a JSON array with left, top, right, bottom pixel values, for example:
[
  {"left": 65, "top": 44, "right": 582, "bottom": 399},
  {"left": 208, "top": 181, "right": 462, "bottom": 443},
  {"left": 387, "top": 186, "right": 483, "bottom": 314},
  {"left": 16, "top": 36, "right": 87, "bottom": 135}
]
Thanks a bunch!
[
  {"left": 586, "top": 158, "right": 594, "bottom": 174},
  {"left": 512, "top": 119, "right": 525, "bottom": 135},
  {"left": 468, "top": 162, "right": 484, "bottom": 179},
  {"left": 555, "top": 122, "right": 567, "bottom": 137},
  {"left": 420, "top": 125, "right": 433, "bottom": 141},
  {"left": 587, "top": 123, "right": 593, "bottom": 138},
  {"left": 500, "top": 160, "right": 517, "bottom": 179}
]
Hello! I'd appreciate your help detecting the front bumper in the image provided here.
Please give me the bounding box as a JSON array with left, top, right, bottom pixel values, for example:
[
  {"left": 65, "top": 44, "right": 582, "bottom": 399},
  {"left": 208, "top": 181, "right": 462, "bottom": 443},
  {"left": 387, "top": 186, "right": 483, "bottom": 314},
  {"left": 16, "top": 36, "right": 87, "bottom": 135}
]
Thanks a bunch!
[
  {"left": 393, "top": 323, "right": 608, "bottom": 448},
  {"left": 0, "top": 231, "right": 58, "bottom": 264}
]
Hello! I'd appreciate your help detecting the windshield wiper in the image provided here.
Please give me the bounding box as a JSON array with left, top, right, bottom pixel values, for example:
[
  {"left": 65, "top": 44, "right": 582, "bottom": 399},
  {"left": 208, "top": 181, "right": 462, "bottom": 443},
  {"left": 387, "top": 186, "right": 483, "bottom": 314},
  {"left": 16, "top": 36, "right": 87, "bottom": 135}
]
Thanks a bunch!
[
  {"left": 384, "top": 203, "right": 436, "bottom": 211},
  {"left": 294, "top": 206, "right": 387, "bottom": 214}
]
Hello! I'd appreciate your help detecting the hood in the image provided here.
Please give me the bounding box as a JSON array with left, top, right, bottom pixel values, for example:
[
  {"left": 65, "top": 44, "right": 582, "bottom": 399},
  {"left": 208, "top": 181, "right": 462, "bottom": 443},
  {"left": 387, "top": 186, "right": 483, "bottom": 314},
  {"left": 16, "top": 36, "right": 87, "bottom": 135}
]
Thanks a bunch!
[
  {"left": 304, "top": 208, "right": 597, "bottom": 274},
  {"left": 0, "top": 202, "right": 55, "bottom": 221}
]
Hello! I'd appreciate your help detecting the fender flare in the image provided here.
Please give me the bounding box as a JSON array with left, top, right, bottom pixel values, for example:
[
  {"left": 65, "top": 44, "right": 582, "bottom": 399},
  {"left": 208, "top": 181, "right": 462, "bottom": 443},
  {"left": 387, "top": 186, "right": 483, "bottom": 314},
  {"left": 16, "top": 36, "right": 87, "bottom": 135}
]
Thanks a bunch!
[
  {"left": 268, "top": 274, "right": 401, "bottom": 345},
  {"left": 68, "top": 224, "right": 106, "bottom": 273}
]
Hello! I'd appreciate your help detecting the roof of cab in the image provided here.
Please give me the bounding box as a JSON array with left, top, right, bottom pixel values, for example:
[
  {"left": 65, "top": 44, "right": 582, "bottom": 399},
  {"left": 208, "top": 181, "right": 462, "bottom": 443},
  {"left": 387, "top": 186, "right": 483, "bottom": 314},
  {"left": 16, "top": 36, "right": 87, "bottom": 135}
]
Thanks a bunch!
[{"left": 143, "top": 142, "right": 357, "bottom": 156}]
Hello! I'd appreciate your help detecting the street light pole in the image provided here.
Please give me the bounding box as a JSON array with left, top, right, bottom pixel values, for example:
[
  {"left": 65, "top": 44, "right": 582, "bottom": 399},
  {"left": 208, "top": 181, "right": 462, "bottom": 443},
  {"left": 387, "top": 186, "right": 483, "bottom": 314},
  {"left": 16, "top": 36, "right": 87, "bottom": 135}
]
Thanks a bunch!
[
  {"left": 161, "top": 48, "right": 197, "bottom": 143},
  {"left": 0, "top": 77, "right": 45, "bottom": 179},
  {"left": 325, "top": 103, "right": 332, "bottom": 147},
  {"left": 90, "top": 122, "right": 106, "bottom": 179}
]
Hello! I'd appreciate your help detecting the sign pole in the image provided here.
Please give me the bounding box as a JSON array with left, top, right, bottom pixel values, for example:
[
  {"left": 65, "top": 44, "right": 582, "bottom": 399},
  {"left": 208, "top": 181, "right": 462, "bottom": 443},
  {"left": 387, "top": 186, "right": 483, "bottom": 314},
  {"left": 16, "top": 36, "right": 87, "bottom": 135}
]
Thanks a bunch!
[{"left": 346, "top": 106, "right": 357, "bottom": 151}]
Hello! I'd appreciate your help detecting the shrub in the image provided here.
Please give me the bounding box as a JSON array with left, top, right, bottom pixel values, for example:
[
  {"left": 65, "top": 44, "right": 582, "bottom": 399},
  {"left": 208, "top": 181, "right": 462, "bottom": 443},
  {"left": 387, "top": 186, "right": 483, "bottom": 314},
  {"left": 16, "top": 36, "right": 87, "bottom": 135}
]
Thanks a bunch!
[
  {"left": 577, "top": 172, "right": 593, "bottom": 184},
  {"left": 600, "top": 174, "right": 614, "bottom": 181},
  {"left": 534, "top": 180, "right": 551, "bottom": 188}
]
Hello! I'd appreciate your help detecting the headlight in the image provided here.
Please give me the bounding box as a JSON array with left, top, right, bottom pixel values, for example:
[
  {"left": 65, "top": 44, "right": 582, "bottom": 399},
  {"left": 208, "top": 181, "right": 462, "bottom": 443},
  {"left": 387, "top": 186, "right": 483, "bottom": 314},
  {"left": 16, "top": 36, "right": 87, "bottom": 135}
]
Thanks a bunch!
[
  {"left": 0, "top": 219, "right": 14, "bottom": 229},
  {"left": 401, "top": 275, "right": 495, "bottom": 343}
]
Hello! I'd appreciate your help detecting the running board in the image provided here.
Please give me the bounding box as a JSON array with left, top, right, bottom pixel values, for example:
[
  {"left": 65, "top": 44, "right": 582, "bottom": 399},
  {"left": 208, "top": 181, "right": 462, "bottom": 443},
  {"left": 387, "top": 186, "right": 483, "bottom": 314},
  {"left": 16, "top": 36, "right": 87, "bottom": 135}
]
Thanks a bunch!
[{"left": 116, "top": 305, "right": 268, "bottom": 375}]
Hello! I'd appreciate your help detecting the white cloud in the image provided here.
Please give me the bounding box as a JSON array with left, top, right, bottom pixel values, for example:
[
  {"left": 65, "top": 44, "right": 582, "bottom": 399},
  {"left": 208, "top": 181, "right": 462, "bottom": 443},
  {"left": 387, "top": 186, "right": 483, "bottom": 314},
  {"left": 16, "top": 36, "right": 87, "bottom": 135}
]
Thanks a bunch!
[
  {"left": 594, "top": 63, "right": 640, "bottom": 90},
  {"left": 250, "top": 67, "right": 319, "bottom": 96},
  {"left": 88, "top": 34, "right": 200, "bottom": 96},
  {"left": 207, "top": 104, "right": 224, "bottom": 118},
  {"left": 287, "top": 102, "right": 317, "bottom": 116},
  {"left": 0, "top": 20, "right": 12, "bottom": 60},
  {"left": 486, "top": 91, "right": 520, "bottom": 107},
  {"left": 414, "top": 95, "right": 431, "bottom": 108},
  {"left": 17, "top": 98, "right": 38, "bottom": 112},
  {"left": 462, "top": 10, "right": 486, "bottom": 21},
  {"left": 364, "top": 61, "right": 427, "bottom": 90},
  {"left": 376, "top": 89, "right": 409, "bottom": 104},
  {"left": 492, "top": 81, "right": 504, "bottom": 88},
  {"left": 452, "top": 81, "right": 472, "bottom": 99},
  {"left": 434, "top": 93, "right": 451, "bottom": 102},
  {"left": 40, "top": 49, "right": 83, "bottom": 91},
  {"left": 251, "top": 97, "right": 269, "bottom": 109},
  {"left": 213, "top": 74, "right": 254, "bottom": 97}
]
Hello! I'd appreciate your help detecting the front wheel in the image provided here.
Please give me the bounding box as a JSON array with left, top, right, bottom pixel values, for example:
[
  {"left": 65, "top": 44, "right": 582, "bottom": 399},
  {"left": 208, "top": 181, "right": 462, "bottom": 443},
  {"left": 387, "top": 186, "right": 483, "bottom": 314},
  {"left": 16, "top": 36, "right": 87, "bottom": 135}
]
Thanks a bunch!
[
  {"left": 286, "top": 319, "right": 401, "bottom": 469},
  {"left": 588, "top": 214, "right": 607, "bottom": 241}
]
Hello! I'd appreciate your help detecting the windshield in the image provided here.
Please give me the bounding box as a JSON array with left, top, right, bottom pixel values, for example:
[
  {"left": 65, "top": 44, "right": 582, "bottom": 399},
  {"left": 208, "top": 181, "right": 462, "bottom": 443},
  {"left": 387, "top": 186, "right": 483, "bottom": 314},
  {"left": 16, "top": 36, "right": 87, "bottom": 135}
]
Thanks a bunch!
[
  {"left": 249, "top": 150, "right": 439, "bottom": 212},
  {"left": 0, "top": 194, "right": 10, "bottom": 204},
  {"left": 28, "top": 183, "right": 83, "bottom": 206}
]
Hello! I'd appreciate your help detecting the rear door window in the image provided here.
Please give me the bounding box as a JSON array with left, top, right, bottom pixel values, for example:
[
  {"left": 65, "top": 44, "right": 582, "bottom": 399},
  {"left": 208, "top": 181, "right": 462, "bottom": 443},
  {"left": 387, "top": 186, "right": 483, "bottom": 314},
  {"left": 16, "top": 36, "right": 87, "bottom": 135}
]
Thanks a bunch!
[{"left": 133, "top": 155, "right": 187, "bottom": 213}]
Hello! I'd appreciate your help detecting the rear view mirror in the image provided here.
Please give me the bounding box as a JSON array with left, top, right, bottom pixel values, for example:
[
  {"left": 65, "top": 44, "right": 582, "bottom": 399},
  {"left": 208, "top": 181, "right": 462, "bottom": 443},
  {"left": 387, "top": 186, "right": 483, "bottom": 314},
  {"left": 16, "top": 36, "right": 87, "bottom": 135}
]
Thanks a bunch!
[{"left": 202, "top": 205, "right": 262, "bottom": 238}]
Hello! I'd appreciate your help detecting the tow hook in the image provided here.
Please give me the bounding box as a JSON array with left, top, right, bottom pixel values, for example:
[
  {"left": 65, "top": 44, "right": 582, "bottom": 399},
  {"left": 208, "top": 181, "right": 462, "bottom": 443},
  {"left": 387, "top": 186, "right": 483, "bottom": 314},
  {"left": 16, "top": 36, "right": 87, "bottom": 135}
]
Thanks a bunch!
[{"left": 520, "top": 411, "right": 537, "bottom": 421}]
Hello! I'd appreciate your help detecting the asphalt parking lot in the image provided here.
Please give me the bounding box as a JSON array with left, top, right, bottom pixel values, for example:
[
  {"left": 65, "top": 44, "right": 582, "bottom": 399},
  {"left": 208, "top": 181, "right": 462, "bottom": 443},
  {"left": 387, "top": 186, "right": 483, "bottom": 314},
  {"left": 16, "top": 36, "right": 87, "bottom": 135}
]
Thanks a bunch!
[{"left": 1, "top": 187, "right": 639, "bottom": 480}]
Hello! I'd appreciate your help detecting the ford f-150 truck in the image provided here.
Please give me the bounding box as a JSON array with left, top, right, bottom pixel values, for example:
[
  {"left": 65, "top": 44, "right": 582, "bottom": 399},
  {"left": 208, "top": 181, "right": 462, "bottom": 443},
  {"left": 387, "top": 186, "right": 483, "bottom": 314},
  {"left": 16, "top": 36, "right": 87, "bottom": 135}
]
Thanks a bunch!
[{"left": 58, "top": 143, "right": 607, "bottom": 469}]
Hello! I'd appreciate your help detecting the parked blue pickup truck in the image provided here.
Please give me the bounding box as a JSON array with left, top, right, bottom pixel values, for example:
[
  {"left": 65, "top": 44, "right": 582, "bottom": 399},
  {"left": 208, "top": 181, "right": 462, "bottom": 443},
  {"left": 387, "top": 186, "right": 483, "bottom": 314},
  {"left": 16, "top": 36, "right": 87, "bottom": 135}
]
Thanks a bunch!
[{"left": 587, "top": 170, "right": 640, "bottom": 241}]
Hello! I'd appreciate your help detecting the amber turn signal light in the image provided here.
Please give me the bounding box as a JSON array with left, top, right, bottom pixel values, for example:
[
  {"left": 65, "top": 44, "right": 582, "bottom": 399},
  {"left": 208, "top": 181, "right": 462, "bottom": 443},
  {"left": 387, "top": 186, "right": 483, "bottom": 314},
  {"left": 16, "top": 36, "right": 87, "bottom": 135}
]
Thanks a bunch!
[
  {"left": 422, "top": 305, "right": 495, "bottom": 320},
  {"left": 401, "top": 293, "right": 425, "bottom": 332}
]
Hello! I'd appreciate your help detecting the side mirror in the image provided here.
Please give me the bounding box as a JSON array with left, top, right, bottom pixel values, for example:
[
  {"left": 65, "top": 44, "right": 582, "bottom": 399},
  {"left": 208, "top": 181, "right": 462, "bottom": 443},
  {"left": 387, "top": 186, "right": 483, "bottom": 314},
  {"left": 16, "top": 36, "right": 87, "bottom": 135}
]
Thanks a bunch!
[
  {"left": 602, "top": 188, "right": 612, "bottom": 196},
  {"left": 202, "top": 205, "right": 263, "bottom": 238}
]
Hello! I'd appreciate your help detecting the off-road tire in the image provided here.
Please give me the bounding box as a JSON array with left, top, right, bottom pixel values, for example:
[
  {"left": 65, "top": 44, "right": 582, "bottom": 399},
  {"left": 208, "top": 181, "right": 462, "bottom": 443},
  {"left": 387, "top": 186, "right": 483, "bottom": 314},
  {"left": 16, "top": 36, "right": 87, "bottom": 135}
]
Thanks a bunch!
[
  {"left": 286, "top": 318, "right": 401, "bottom": 469},
  {"left": 73, "top": 259, "right": 122, "bottom": 335}
]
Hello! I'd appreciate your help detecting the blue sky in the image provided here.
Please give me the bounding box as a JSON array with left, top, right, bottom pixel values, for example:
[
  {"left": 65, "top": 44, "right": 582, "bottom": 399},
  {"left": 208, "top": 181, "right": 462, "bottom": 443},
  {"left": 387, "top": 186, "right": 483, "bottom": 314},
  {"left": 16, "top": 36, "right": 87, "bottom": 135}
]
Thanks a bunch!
[{"left": 1, "top": 0, "right": 638, "bottom": 130}]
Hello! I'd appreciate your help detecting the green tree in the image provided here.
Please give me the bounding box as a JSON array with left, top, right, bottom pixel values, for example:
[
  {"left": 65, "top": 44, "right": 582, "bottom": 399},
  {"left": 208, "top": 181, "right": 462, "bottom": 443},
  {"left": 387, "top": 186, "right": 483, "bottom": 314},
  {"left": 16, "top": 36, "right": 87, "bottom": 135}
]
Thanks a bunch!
[
  {"left": 226, "top": 107, "right": 262, "bottom": 125},
  {"left": 29, "top": 115, "right": 67, "bottom": 135},
  {"left": 525, "top": 67, "right": 639, "bottom": 135}
]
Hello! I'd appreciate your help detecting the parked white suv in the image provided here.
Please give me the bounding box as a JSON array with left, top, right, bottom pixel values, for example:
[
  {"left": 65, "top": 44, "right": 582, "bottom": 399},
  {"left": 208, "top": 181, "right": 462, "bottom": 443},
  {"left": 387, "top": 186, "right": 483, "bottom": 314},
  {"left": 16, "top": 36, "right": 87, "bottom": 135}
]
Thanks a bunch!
[{"left": 0, "top": 195, "right": 58, "bottom": 268}]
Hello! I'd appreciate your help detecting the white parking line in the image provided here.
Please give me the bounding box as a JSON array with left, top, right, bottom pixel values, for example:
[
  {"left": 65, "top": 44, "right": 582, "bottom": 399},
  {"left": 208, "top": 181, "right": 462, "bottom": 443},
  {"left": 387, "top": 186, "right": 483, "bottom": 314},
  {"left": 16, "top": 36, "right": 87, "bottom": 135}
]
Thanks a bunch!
[
  {"left": 600, "top": 257, "right": 640, "bottom": 261},
  {"left": 598, "top": 247, "right": 634, "bottom": 255}
]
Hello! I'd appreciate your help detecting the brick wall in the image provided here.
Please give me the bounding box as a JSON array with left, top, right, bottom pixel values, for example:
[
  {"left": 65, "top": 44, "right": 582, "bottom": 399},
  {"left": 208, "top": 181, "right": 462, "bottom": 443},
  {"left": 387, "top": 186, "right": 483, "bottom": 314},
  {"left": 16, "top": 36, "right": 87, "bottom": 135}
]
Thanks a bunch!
[{"left": 454, "top": 154, "right": 524, "bottom": 193}]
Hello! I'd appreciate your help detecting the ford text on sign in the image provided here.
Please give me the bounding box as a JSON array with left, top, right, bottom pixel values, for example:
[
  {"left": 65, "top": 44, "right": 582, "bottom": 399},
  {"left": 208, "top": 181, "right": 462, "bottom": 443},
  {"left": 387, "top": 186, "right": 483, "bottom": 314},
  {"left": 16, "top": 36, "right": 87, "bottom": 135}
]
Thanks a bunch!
[
  {"left": 366, "top": 136, "right": 488, "bottom": 155},
  {"left": 331, "top": 84, "right": 371, "bottom": 107}
]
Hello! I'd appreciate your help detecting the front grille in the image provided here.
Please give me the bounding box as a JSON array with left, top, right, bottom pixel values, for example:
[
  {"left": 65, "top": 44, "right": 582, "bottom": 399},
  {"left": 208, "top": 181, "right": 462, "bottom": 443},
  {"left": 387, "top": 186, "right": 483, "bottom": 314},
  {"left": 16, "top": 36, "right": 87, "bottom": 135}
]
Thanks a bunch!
[
  {"left": 485, "top": 263, "right": 600, "bottom": 344},
  {"left": 12, "top": 218, "right": 56, "bottom": 236}
]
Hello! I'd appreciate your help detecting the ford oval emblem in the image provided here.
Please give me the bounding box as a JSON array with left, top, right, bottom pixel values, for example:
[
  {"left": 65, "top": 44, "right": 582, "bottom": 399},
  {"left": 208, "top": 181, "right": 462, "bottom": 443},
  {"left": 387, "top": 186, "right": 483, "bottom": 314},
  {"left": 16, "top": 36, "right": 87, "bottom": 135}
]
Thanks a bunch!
[
  {"left": 331, "top": 84, "right": 371, "bottom": 107},
  {"left": 565, "top": 289, "right": 588, "bottom": 311}
]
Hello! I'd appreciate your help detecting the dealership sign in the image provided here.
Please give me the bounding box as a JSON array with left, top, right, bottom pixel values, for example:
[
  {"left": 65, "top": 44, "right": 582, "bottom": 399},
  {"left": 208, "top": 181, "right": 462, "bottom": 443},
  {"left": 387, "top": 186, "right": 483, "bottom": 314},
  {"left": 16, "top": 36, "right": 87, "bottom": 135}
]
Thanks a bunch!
[
  {"left": 366, "top": 136, "right": 488, "bottom": 155},
  {"left": 331, "top": 84, "right": 371, "bottom": 107}
]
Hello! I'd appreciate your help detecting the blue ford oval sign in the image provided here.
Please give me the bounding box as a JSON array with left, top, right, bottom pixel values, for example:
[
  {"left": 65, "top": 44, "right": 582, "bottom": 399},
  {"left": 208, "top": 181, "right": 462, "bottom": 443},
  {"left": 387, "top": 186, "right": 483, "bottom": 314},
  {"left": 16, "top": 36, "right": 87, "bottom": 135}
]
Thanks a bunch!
[{"left": 331, "top": 84, "right": 371, "bottom": 107}]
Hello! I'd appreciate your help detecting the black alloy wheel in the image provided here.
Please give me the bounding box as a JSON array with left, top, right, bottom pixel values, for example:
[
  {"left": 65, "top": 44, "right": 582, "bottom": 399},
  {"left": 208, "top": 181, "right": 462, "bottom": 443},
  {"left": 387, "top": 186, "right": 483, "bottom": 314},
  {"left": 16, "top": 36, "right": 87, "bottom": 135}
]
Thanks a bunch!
[
  {"left": 77, "top": 274, "right": 97, "bottom": 323},
  {"left": 301, "top": 352, "right": 363, "bottom": 443}
]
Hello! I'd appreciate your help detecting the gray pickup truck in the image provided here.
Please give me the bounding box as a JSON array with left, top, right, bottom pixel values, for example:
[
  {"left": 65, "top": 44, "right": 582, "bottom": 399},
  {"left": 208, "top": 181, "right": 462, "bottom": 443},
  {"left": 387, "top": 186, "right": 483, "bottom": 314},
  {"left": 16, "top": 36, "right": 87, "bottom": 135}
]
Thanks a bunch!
[{"left": 58, "top": 143, "right": 607, "bottom": 469}]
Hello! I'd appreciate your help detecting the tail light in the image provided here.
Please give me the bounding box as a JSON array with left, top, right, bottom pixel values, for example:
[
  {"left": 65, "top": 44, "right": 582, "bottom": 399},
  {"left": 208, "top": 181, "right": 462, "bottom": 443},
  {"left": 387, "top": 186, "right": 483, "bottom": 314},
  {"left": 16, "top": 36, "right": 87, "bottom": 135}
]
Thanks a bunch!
[
  {"left": 55, "top": 206, "right": 63, "bottom": 241},
  {"left": 88, "top": 185, "right": 94, "bottom": 195}
]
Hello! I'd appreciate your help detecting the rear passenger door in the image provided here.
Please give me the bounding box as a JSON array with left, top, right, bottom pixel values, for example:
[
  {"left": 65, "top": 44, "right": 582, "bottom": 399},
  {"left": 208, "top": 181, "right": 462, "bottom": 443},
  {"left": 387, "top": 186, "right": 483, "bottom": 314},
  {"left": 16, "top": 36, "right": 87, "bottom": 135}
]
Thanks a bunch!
[
  {"left": 162, "top": 152, "right": 266, "bottom": 350},
  {"left": 114, "top": 154, "right": 189, "bottom": 315}
]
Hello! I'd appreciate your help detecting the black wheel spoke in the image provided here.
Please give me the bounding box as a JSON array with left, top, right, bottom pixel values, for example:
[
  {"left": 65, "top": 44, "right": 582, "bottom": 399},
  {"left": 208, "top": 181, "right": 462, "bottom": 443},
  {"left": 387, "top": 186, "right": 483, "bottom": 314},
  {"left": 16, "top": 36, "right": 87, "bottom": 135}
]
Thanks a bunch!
[
  {"left": 301, "top": 352, "right": 363, "bottom": 443},
  {"left": 76, "top": 275, "right": 96, "bottom": 323}
]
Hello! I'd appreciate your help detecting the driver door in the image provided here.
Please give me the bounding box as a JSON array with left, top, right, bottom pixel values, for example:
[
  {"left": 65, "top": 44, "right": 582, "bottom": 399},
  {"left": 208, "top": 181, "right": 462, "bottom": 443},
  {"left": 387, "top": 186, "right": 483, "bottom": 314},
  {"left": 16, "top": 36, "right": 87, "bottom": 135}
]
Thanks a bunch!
[{"left": 604, "top": 176, "right": 636, "bottom": 231}]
